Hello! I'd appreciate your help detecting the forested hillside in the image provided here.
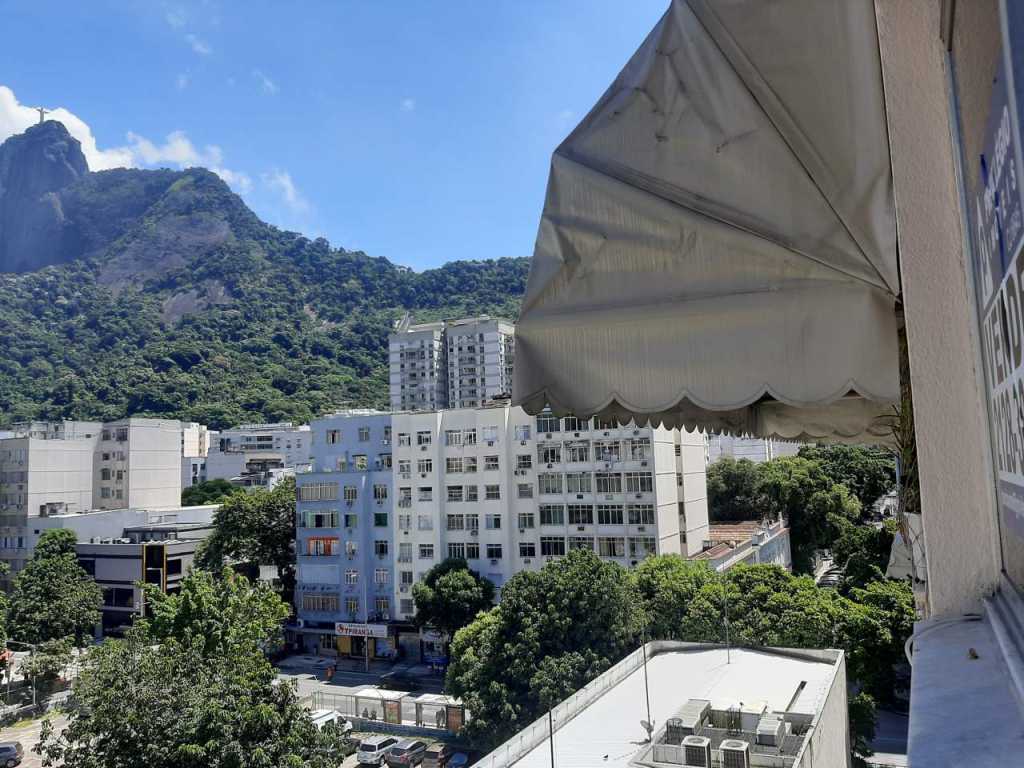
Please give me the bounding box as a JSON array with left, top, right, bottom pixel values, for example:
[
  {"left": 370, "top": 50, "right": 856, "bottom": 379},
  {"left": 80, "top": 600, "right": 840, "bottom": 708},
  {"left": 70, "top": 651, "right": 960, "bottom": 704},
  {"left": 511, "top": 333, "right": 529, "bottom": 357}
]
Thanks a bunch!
[{"left": 0, "top": 123, "right": 528, "bottom": 428}]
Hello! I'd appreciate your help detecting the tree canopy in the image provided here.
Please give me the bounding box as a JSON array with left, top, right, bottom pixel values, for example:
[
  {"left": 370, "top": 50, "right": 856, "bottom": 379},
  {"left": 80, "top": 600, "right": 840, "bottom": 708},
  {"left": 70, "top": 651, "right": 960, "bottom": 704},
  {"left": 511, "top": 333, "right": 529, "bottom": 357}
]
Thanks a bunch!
[
  {"left": 797, "top": 444, "right": 896, "bottom": 511},
  {"left": 412, "top": 558, "right": 496, "bottom": 638},
  {"left": 8, "top": 529, "right": 102, "bottom": 646},
  {"left": 706, "top": 458, "right": 764, "bottom": 521},
  {"left": 181, "top": 478, "right": 244, "bottom": 506},
  {"left": 38, "top": 568, "right": 345, "bottom": 768}
]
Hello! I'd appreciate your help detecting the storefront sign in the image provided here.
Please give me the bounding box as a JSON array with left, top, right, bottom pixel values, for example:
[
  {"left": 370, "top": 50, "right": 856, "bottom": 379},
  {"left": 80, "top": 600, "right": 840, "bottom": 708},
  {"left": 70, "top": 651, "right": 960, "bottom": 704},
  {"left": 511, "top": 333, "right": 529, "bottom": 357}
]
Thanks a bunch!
[
  {"left": 973, "top": 50, "right": 1024, "bottom": 538},
  {"left": 334, "top": 622, "right": 388, "bottom": 638}
]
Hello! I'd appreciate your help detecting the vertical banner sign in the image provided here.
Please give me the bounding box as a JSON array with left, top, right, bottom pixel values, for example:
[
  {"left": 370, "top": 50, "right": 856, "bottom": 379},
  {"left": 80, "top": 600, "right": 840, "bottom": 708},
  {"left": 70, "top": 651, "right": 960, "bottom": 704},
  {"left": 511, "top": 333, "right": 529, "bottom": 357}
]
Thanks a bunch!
[{"left": 973, "top": 48, "right": 1024, "bottom": 538}]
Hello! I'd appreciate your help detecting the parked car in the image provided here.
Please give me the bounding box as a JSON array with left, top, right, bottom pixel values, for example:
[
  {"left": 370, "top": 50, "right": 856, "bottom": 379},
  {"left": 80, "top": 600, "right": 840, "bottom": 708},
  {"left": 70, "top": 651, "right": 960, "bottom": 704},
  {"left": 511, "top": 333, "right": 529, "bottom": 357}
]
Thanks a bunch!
[
  {"left": 386, "top": 739, "right": 427, "bottom": 767},
  {"left": 446, "top": 753, "right": 469, "bottom": 768},
  {"left": 0, "top": 742, "right": 23, "bottom": 768},
  {"left": 357, "top": 735, "right": 400, "bottom": 766},
  {"left": 310, "top": 708, "right": 353, "bottom": 734},
  {"left": 423, "top": 743, "right": 453, "bottom": 768},
  {"left": 378, "top": 671, "right": 422, "bottom": 691}
]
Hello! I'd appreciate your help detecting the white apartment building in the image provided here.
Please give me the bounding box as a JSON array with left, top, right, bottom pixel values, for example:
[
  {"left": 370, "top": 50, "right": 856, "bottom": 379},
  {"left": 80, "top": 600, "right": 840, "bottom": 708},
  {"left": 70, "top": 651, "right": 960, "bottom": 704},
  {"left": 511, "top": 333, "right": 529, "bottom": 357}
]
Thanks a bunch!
[
  {"left": 0, "top": 418, "right": 182, "bottom": 585},
  {"left": 389, "top": 404, "right": 708, "bottom": 621},
  {"left": 706, "top": 434, "right": 802, "bottom": 464},
  {"left": 205, "top": 422, "right": 311, "bottom": 487},
  {"left": 388, "top": 316, "right": 515, "bottom": 411}
]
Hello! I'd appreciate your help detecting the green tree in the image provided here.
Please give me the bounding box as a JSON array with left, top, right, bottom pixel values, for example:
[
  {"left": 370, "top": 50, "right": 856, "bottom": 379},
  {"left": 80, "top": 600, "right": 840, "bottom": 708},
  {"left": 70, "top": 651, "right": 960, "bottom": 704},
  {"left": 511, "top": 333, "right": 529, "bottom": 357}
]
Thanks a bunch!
[
  {"left": 446, "top": 549, "right": 643, "bottom": 748},
  {"left": 8, "top": 530, "right": 102, "bottom": 646},
  {"left": 181, "top": 478, "right": 243, "bottom": 506},
  {"left": 706, "top": 457, "right": 764, "bottom": 521},
  {"left": 848, "top": 691, "right": 877, "bottom": 767},
  {"left": 197, "top": 478, "right": 297, "bottom": 600},
  {"left": 21, "top": 637, "right": 73, "bottom": 694},
  {"left": 412, "top": 558, "right": 496, "bottom": 638},
  {"left": 631, "top": 555, "right": 715, "bottom": 639},
  {"left": 797, "top": 444, "right": 896, "bottom": 512},
  {"left": 38, "top": 568, "right": 345, "bottom": 768},
  {"left": 831, "top": 518, "right": 898, "bottom": 592}
]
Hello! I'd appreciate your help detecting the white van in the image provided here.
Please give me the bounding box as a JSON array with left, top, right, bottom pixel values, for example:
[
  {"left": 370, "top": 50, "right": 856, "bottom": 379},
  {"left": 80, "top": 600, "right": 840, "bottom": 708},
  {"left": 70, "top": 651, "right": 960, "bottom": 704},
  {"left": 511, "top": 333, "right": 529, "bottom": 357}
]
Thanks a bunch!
[
  {"left": 357, "top": 735, "right": 400, "bottom": 766},
  {"left": 310, "top": 709, "right": 353, "bottom": 734}
]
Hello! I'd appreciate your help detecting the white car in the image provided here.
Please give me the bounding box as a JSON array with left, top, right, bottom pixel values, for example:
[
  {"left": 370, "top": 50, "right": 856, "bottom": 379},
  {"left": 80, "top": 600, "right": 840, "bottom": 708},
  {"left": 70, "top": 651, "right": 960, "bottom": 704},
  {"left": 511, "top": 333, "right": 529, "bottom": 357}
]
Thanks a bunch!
[
  {"left": 310, "top": 708, "right": 352, "bottom": 734},
  {"left": 357, "top": 735, "right": 399, "bottom": 766}
]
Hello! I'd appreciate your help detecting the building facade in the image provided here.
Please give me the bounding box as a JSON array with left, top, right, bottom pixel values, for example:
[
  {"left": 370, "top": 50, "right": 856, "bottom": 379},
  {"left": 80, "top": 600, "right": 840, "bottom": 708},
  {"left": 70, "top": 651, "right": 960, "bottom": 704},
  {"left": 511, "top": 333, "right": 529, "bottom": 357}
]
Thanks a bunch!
[
  {"left": 388, "top": 316, "right": 515, "bottom": 411},
  {"left": 205, "top": 422, "right": 312, "bottom": 488},
  {"left": 293, "top": 412, "right": 396, "bottom": 659},
  {"left": 92, "top": 418, "right": 182, "bottom": 511},
  {"left": 706, "top": 434, "right": 802, "bottom": 464}
]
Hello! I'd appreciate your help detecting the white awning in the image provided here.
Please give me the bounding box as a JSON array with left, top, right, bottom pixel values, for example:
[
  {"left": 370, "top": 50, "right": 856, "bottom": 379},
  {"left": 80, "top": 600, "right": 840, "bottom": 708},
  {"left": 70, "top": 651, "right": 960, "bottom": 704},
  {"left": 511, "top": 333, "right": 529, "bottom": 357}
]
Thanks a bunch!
[{"left": 513, "top": 0, "right": 899, "bottom": 442}]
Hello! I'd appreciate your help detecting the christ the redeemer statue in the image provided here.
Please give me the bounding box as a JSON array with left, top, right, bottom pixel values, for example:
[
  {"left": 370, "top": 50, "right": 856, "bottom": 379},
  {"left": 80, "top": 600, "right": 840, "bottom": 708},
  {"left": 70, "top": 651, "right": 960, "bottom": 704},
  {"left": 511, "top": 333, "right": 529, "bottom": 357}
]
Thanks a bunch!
[{"left": 35, "top": 107, "right": 49, "bottom": 124}]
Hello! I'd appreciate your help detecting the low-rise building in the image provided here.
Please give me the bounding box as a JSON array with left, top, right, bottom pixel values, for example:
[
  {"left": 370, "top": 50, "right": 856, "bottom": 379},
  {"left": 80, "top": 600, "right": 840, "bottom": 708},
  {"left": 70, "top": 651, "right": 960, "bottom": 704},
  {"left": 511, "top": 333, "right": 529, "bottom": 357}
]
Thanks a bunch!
[
  {"left": 706, "top": 434, "right": 802, "bottom": 464},
  {"left": 476, "top": 641, "right": 849, "bottom": 768},
  {"left": 691, "top": 521, "right": 793, "bottom": 573},
  {"left": 205, "top": 422, "right": 312, "bottom": 489}
]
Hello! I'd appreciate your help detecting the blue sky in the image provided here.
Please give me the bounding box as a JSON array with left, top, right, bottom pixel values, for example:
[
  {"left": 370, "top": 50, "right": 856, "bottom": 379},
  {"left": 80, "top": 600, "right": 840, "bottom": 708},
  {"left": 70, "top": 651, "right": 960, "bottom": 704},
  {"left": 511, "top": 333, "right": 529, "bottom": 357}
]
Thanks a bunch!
[{"left": 0, "top": 1, "right": 666, "bottom": 270}]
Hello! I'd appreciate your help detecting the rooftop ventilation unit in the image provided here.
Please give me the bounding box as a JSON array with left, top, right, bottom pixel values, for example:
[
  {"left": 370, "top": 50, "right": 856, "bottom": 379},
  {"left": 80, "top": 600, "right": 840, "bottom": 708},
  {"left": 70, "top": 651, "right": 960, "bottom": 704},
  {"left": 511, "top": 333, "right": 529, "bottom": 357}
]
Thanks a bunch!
[
  {"left": 720, "top": 740, "right": 751, "bottom": 768},
  {"left": 756, "top": 714, "right": 787, "bottom": 747},
  {"left": 681, "top": 735, "right": 711, "bottom": 767}
]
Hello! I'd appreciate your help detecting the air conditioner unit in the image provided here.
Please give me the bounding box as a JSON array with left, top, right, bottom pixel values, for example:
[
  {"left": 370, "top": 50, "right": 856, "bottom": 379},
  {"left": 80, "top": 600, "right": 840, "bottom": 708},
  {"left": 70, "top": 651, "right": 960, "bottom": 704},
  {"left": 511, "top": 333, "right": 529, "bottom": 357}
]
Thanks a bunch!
[
  {"left": 421, "top": 445, "right": 428, "bottom": 451},
  {"left": 489, "top": 558, "right": 499, "bottom": 565},
  {"left": 487, "top": 440, "right": 495, "bottom": 446},
  {"left": 470, "top": 530, "right": 479, "bottom": 536},
  {"left": 682, "top": 736, "right": 711, "bottom": 767},
  {"left": 633, "top": 429, "right": 640, "bottom": 436},
  {"left": 573, "top": 432, "right": 580, "bottom": 437},
  {"left": 547, "top": 463, "right": 553, "bottom": 469},
  {"left": 520, "top": 440, "right": 527, "bottom": 446},
  {"left": 346, "top": 500, "right": 354, "bottom": 507},
  {"left": 523, "top": 558, "right": 532, "bottom": 564},
  {"left": 400, "top": 585, "right": 408, "bottom": 593},
  {"left": 630, "top": 559, "right": 638, "bottom": 566},
  {"left": 637, "top": 525, "right": 646, "bottom": 532},
  {"left": 720, "top": 740, "right": 751, "bottom": 768},
  {"left": 603, "top": 431, "right": 610, "bottom": 436},
  {"left": 577, "top": 526, "right": 585, "bottom": 532},
  {"left": 576, "top": 494, "right": 584, "bottom": 500},
  {"left": 641, "top": 460, "right": 648, "bottom": 467},
  {"left": 381, "top": 613, "right": 390, "bottom": 621},
  {"left": 545, "top": 433, "right": 552, "bottom": 439},
  {"left": 636, "top": 493, "right": 643, "bottom": 499},
  {"left": 295, "top": 618, "right": 306, "bottom": 628},
  {"left": 519, "top": 528, "right": 526, "bottom": 533},
  {"left": 421, "top": 473, "right": 428, "bottom": 478}
]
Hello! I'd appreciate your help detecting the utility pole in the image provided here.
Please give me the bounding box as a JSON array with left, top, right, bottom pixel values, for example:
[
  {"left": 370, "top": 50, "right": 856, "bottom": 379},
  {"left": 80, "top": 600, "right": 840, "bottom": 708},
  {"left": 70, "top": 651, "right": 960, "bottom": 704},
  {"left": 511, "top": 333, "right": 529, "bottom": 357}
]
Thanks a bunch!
[
  {"left": 548, "top": 709, "right": 556, "bottom": 768},
  {"left": 641, "top": 635, "right": 653, "bottom": 739},
  {"left": 723, "top": 584, "right": 732, "bottom": 664}
]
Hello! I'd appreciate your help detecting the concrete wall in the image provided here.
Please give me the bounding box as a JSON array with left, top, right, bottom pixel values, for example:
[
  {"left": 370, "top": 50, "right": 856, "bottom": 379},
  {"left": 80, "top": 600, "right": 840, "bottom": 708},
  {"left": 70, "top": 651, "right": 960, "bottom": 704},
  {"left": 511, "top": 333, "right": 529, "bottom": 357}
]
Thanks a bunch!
[
  {"left": 677, "top": 429, "right": 709, "bottom": 556},
  {"left": 795, "top": 652, "right": 850, "bottom": 768},
  {"left": 876, "top": 0, "right": 1002, "bottom": 617}
]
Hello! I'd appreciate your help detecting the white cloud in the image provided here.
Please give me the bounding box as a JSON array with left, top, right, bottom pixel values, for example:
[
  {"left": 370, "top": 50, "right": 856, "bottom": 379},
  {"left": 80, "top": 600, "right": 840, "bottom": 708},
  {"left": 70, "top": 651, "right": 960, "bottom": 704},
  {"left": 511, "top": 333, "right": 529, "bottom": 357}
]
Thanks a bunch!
[
  {"left": 176, "top": 73, "right": 190, "bottom": 91},
  {"left": 165, "top": 7, "right": 186, "bottom": 28},
  {"left": 0, "top": 85, "right": 251, "bottom": 194},
  {"left": 252, "top": 69, "right": 278, "bottom": 95},
  {"left": 185, "top": 33, "right": 211, "bottom": 56},
  {"left": 400, "top": 98, "right": 416, "bottom": 112},
  {"left": 261, "top": 169, "right": 309, "bottom": 214}
]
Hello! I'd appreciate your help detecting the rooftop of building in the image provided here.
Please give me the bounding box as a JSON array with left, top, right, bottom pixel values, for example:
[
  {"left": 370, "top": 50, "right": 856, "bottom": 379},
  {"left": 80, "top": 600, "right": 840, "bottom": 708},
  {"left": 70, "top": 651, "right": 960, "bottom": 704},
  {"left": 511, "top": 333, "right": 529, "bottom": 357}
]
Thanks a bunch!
[
  {"left": 707, "top": 522, "right": 769, "bottom": 545},
  {"left": 396, "top": 314, "right": 515, "bottom": 335},
  {"left": 481, "top": 643, "right": 841, "bottom": 768}
]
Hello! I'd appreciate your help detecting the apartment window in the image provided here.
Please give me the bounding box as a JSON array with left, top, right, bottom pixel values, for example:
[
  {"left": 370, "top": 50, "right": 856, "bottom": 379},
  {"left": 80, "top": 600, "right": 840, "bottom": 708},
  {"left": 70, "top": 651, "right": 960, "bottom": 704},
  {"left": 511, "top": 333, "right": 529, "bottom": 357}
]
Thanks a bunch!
[
  {"left": 398, "top": 514, "right": 412, "bottom": 530},
  {"left": 595, "top": 441, "right": 621, "bottom": 462},
  {"left": 298, "top": 482, "right": 339, "bottom": 501},
  {"left": 401, "top": 599, "right": 414, "bottom": 615},
  {"left": 596, "top": 473, "right": 623, "bottom": 494},
  {"left": 537, "top": 413, "right": 559, "bottom": 434},
  {"left": 466, "top": 542, "right": 480, "bottom": 559},
  {"left": 100, "top": 487, "right": 111, "bottom": 499},
  {"left": 514, "top": 425, "right": 531, "bottom": 441},
  {"left": 447, "top": 486, "right": 464, "bottom": 502},
  {"left": 417, "top": 431, "right": 433, "bottom": 446},
  {"left": 101, "top": 452, "right": 110, "bottom": 461},
  {"left": 568, "top": 505, "right": 594, "bottom": 525},
  {"left": 374, "top": 512, "right": 388, "bottom": 527},
  {"left": 418, "top": 514, "right": 434, "bottom": 530},
  {"left": 465, "top": 485, "right": 479, "bottom": 502},
  {"left": 538, "top": 473, "right": 563, "bottom": 495},
  {"left": 416, "top": 459, "right": 432, "bottom": 474},
  {"left": 398, "top": 487, "right": 412, "bottom": 507},
  {"left": 630, "top": 537, "right": 657, "bottom": 558},
  {"left": 482, "top": 426, "right": 498, "bottom": 443},
  {"left": 418, "top": 487, "right": 433, "bottom": 502},
  {"left": 115, "top": 489, "right": 124, "bottom": 500},
  {"left": 380, "top": 453, "right": 392, "bottom": 469},
  {"left": 373, "top": 484, "right": 388, "bottom": 501},
  {"left": 566, "top": 472, "right": 592, "bottom": 494},
  {"left": 466, "top": 515, "right": 480, "bottom": 531},
  {"left": 517, "top": 483, "right": 533, "bottom": 499},
  {"left": 398, "top": 460, "right": 411, "bottom": 475},
  {"left": 419, "top": 544, "right": 434, "bottom": 559},
  {"left": 448, "top": 543, "right": 466, "bottom": 559},
  {"left": 445, "top": 429, "right": 462, "bottom": 446},
  {"left": 398, "top": 542, "right": 413, "bottom": 563},
  {"left": 518, "top": 511, "right": 536, "bottom": 529},
  {"left": 302, "top": 510, "right": 339, "bottom": 529},
  {"left": 628, "top": 504, "right": 656, "bottom": 525},
  {"left": 516, "top": 454, "right": 532, "bottom": 471},
  {"left": 375, "top": 597, "right": 390, "bottom": 616},
  {"left": 463, "top": 429, "right": 477, "bottom": 445},
  {"left": 115, "top": 470, "right": 124, "bottom": 481},
  {"left": 485, "top": 513, "right": 502, "bottom": 530},
  {"left": 568, "top": 536, "right": 594, "bottom": 551},
  {"left": 354, "top": 454, "right": 368, "bottom": 471},
  {"left": 306, "top": 537, "right": 338, "bottom": 556},
  {"left": 538, "top": 445, "right": 561, "bottom": 464},
  {"left": 593, "top": 417, "right": 617, "bottom": 430},
  {"left": 346, "top": 597, "right": 360, "bottom": 616},
  {"left": 486, "top": 544, "right": 503, "bottom": 559},
  {"left": 343, "top": 486, "right": 358, "bottom": 502},
  {"left": 485, "top": 484, "right": 501, "bottom": 500},
  {"left": 374, "top": 540, "right": 389, "bottom": 557},
  {"left": 625, "top": 472, "right": 654, "bottom": 493},
  {"left": 302, "top": 594, "right": 339, "bottom": 613},
  {"left": 540, "top": 536, "right": 566, "bottom": 556},
  {"left": 446, "top": 457, "right": 463, "bottom": 474},
  {"left": 565, "top": 441, "right": 590, "bottom": 463},
  {"left": 484, "top": 455, "right": 500, "bottom": 471},
  {"left": 628, "top": 438, "right": 652, "bottom": 460},
  {"left": 598, "top": 505, "right": 624, "bottom": 525},
  {"left": 326, "top": 429, "right": 341, "bottom": 445},
  {"left": 375, "top": 568, "right": 390, "bottom": 584},
  {"left": 345, "top": 569, "right": 359, "bottom": 585},
  {"left": 398, "top": 433, "right": 411, "bottom": 447},
  {"left": 358, "top": 427, "right": 370, "bottom": 442},
  {"left": 540, "top": 504, "right": 565, "bottom": 525},
  {"left": 384, "top": 426, "right": 392, "bottom": 442},
  {"left": 343, "top": 512, "right": 358, "bottom": 528},
  {"left": 100, "top": 468, "right": 111, "bottom": 481},
  {"left": 346, "top": 541, "right": 358, "bottom": 556},
  {"left": 598, "top": 537, "right": 626, "bottom": 558},
  {"left": 447, "top": 513, "right": 465, "bottom": 531},
  {"left": 563, "top": 416, "right": 588, "bottom": 432}
]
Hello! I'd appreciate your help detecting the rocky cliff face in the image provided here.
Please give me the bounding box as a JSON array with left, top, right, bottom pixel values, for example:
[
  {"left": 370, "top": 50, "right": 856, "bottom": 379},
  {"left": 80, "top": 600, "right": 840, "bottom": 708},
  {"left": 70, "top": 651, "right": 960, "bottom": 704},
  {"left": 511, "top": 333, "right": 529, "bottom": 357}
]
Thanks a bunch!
[{"left": 0, "top": 121, "right": 89, "bottom": 272}]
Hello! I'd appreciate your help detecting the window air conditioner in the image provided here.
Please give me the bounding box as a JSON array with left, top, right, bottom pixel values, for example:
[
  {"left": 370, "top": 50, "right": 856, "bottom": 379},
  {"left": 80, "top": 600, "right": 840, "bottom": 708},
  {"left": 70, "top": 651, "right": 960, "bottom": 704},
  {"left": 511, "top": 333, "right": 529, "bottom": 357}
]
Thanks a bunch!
[
  {"left": 471, "top": 530, "right": 478, "bottom": 536},
  {"left": 523, "top": 558, "right": 531, "bottom": 564}
]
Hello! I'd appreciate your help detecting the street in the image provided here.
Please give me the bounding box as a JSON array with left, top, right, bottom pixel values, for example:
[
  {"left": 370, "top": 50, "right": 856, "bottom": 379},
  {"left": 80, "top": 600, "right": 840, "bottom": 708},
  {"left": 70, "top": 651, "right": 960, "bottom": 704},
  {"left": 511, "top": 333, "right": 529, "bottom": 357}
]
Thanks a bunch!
[
  {"left": 0, "top": 711, "right": 67, "bottom": 768},
  {"left": 275, "top": 653, "right": 446, "bottom": 700}
]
